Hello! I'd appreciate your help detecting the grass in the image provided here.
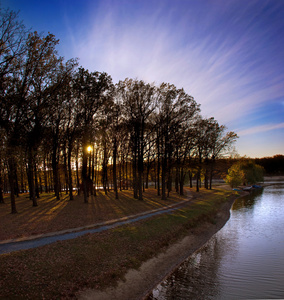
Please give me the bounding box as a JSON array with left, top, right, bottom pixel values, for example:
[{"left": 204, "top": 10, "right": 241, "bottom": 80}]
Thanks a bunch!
[{"left": 0, "top": 186, "right": 237, "bottom": 299}]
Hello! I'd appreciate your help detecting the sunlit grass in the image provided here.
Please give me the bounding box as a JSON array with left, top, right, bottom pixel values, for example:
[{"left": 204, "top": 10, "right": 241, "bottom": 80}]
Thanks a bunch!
[{"left": 0, "top": 188, "right": 187, "bottom": 240}]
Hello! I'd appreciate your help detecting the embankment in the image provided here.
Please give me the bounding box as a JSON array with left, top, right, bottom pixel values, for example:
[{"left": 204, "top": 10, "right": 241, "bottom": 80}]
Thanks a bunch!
[{"left": 79, "top": 194, "right": 239, "bottom": 300}]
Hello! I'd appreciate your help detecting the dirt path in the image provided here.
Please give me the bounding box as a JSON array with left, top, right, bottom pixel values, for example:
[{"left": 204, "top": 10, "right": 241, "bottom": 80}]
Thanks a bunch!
[{"left": 0, "top": 199, "right": 191, "bottom": 255}]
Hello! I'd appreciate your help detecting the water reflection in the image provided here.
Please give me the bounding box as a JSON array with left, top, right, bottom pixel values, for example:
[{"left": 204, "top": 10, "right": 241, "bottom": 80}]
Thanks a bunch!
[
  {"left": 231, "top": 188, "right": 262, "bottom": 210},
  {"left": 148, "top": 182, "right": 284, "bottom": 299}
]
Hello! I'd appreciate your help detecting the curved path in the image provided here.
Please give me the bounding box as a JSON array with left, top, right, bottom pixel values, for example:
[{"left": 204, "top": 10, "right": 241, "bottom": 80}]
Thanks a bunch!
[{"left": 0, "top": 199, "right": 191, "bottom": 255}]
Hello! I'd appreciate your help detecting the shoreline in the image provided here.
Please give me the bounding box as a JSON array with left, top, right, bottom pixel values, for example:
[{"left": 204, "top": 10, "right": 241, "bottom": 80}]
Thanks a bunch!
[{"left": 79, "top": 194, "right": 239, "bottom": 300}]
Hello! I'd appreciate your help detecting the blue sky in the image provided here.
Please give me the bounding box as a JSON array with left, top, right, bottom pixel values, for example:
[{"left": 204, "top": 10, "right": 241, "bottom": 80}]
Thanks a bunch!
[{"left": 2, "top": 0, "right": 284, "bottom": 158}]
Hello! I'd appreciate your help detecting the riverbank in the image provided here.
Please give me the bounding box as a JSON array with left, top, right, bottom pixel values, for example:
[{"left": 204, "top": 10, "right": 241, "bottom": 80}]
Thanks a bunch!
[{"left": 79, "top": 192, "right": 241, "bottom": 300}]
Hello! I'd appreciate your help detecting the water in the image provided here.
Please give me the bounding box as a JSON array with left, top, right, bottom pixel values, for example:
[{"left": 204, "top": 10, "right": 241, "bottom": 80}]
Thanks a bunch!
[{"left": 148, "top": 181, "right": 284, "bottom": 299}]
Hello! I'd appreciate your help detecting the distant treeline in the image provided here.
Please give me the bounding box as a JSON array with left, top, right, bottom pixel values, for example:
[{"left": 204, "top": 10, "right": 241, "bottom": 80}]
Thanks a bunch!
[
  {"left": 255, "top": 155, "right": 284, "bottom": 175},
  {"left": 212, "top": 155, "right": 284, "bottom": 178}
]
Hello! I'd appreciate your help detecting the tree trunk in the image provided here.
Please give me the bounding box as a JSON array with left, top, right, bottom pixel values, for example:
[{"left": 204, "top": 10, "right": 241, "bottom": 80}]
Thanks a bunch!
[
  {"left": 63, "top": 146, "right": 69, "bottom": 195},
  {"left": 34, "top": 163, "right": 40, "bottom": 198},
  {"left": 167, "top": 169, "right": 172, "bottom": 198},
  {"left": 102, "top": 142, "right": 108, "bottom": 195},
  {"left": 154, "top": 159, "right": 156, "bottom": 189},
  {"left": 52, "top": 144, "right": 60, "bottom": 200},
  {"left": 132, "top": 137, "right": 138, "bottom": 199},
  {"left": 209, "top": 158, "right": 215, "bottom": 190},
  {"left": 88, "top": 149, "right": 93, "bottom": 195},
  {"left": 48, "top": 158, "right": 53, "bottom": 193},
  {"left": 67, "top": 142, "right": 74, "bottom": 200},
  {"left": 145, "top": 144, "right": 151, "bottom": 189},
  {"left": 146, "top": 165, "right": 150, "bottom": 189},
  {"left": 132, "top": 157, "right": 137, "bottom": 198},
  {"left": 126, "top": 160, "right": 128, "bottom": 190},
  {"left": 179, "top": 167, "right": 184, "bottom": 196},
  {"left": 93, "top": 148, "right": 98, "bottom": 196},
  {"left": 161, "top": 132, "right": 168, "bottom": 200},
  {"left": 0, "top": 188, "right": 3, "bottom": 203},
  {"left": 167, "top": 145, "right": 173, "bottom": 198},
  {"left": 157, "top": 133, "right": 160, "bottom": 196},
  {"left": 39, "top": 168, "right": 43, "bottom": 194},
  {"left": 20, "top": 164, "right": 25, "bottom": 193},
  {"left": 14, "top": 165, "right": 19, "bottom": 197},
  {"left": 91, "top": 147, "right": 95, "bottom": 196},
  {"left": 138, "top": 136, "right": 143, "bottom": 201},
  {"left": 175, "top": 148, "right": 179, "bottom": 193},
  {"left": 43, "top": 158, "right": 48, "bottom": 193},
  {"left": 196, "top": 168, "right": 200, "bottom": 192},
  {"left": 82, "top": 142, "right": 89, "bottom": 203},
  {"left": 113, "top": 138, "right": 118, "bottom": 199},
  {"left": 76, "top": 153, "right": 80, "bottom": 195},
  {"left": 119, "top": 153, "right": 122, "bottom": 191},
  {"left": 175, "top": 167, "right": 179, "bottom": 193},
  {"left": 0, "top": 170, "right": 4, "bottom": 203},
  {"left": 204, "top": 158, "right": 209, "bottom": 189},
  {"left": 161, "top": 155, "right": 167, "bottom": 200},
  {"left": 8, "top": 156, "right": 17, "bottom": 213},
  {"left": 196, "top": 151, "right": 202, "bottom": 192},
  {"left": 28, "top": 148, "right": 37, "bottom": 206}
]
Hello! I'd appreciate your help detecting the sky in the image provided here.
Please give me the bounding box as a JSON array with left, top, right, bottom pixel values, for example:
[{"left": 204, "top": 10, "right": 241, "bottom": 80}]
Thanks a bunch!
[{"left": 1, "top": 0, "right": 284, "bottom": 158}]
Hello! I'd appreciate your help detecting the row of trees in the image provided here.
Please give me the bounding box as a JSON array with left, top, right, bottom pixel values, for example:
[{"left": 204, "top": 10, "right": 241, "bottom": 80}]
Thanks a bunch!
[{"left": 0, "top": 8, "right": 238, "bottom": 213}]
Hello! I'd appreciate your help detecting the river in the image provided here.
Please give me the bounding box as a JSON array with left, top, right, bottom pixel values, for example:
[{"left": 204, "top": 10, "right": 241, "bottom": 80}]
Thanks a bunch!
[{"left": 147, "top": 180, "right": 284, "bottom": 299}]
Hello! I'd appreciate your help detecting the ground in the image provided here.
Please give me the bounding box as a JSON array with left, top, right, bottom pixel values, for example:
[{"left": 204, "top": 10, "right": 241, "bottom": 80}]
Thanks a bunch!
[
  {"left": 79, "top": 195, "right": 236, "bottom": 300},
  {"left": 0, "top": 186, "right": 241, "bottom": 299}
]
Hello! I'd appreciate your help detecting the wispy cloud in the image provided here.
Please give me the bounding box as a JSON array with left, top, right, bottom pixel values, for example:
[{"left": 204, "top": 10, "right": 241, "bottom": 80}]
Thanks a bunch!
[
  {"left": 68, "top": 1, "right": 284, "bottom": 131},
  {"left": 63, "top": 0, "right": 284, "bottom": 158},
  {"left": 237, "top": 122, "right": 284, "bottom": 136}
]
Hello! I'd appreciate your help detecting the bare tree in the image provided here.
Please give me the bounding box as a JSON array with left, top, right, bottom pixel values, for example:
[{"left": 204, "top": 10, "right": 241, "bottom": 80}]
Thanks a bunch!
[
  {"left": 156, "top": 83, "right": 200, "bottom": 199},
  {"left": 73, "top": 68, "right": 113, "bottom": 203},
  {"left": 117, "top": 78, "right": 157, "bottom": 200},
  {"left": 0, "top": 8, "right": 28, "bottom": 213},
  {"left": 193, "top": 117, "right": 238, "bottom": 191},
  {"left": 206, "top": 122, "right": 238, "bottom": 189}
]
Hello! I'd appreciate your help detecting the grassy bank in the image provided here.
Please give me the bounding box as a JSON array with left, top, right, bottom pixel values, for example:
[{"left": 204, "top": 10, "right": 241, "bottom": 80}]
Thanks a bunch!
[{"left": 0, "top": 187, "right": 237, "bottom": 299}]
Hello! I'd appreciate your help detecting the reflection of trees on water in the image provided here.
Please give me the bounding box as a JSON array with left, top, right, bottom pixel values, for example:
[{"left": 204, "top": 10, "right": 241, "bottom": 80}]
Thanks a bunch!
[{"left": 232, "top": 188, "right": 263, "bottom": 211}]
